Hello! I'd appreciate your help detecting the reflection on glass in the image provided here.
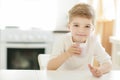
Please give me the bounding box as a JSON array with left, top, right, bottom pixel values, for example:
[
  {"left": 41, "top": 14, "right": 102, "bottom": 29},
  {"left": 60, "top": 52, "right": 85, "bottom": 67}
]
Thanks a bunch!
[{"left": 7, "top": 48, "right": 45, "bottom": 70}]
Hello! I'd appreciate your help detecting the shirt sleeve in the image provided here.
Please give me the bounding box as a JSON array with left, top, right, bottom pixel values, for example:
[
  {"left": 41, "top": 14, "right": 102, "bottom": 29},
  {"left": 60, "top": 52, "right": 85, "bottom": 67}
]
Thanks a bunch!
[{"left": 93, "top": 38, "right": 112, "bottom": 65}]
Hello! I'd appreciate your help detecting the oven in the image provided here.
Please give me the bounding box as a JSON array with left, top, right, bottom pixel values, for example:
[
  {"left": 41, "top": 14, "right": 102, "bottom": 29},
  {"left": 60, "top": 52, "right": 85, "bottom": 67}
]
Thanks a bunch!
[{"left": 0, "top": 28, "right": 53, "bottom": 70}]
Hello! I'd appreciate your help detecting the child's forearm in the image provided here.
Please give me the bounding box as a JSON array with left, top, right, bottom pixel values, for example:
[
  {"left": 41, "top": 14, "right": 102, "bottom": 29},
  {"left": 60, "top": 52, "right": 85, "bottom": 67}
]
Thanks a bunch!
[
  {"left": 99, "top": 62, "right": 112, "bottom": 74},
  {"left": 47, "top": 52, "right": 71, "bottom": 70}
]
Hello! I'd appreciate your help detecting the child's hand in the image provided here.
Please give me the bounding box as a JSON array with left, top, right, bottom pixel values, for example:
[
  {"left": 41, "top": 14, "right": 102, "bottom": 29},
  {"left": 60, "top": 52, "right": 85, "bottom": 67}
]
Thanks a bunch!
[
  {"left": 66, "top": 43, "right": 82, "bottom": 56},
  {"left": 88, "top": 64, "right": 103, "bottom": 77}
]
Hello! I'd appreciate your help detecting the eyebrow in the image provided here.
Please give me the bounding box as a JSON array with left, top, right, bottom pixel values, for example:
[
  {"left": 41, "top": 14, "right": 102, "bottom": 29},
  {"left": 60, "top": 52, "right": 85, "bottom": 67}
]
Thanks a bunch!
[
  {"left": 73, "top": 23, "right": 92, "bottom": 26},
  {"left": 86, "top": 24, "right": 92, "bottom": 26}
]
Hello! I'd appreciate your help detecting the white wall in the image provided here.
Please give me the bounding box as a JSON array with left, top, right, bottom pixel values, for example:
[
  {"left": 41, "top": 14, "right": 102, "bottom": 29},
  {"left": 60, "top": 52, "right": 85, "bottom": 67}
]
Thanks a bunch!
[
  {"left": 0, "top": 0, "right": 88, "bottom": 31},
  {"left": 0, "top": 0, "right": 57, "bottom": 30},
  {"left": 56, "top": 0, "right": 79, "bottom": 31}
]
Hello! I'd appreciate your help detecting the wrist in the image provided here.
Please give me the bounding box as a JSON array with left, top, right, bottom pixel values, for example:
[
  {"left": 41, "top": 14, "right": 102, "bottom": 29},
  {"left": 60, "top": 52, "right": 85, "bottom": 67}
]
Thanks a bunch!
[
  {"left": 99, "top": 62, "right": 112, "bottom": 74},
  {"left": 65, "top": 52, "right": 72, "bottom": 58}
]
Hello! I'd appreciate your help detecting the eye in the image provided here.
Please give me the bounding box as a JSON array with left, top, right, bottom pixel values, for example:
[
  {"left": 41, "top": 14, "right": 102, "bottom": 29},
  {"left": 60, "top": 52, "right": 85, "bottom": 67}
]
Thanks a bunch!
[
  {"left": 74, "top": 24, "right": 79, "bottom": 27},
  {"left": 85, "top": 25, "right": 91, "bottom": 28}
]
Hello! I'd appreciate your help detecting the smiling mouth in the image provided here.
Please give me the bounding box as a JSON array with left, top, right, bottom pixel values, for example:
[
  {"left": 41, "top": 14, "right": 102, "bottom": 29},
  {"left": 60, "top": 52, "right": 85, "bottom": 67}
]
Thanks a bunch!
[{"left": 77, "top": 34, "right": 87, "bottom": 36}]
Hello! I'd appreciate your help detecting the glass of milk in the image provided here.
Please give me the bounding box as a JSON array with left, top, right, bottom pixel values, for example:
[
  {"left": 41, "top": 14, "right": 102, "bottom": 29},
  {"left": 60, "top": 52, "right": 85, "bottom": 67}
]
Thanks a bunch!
[{"left": 79, "top": 43, "right": 87, "bottom": 56}]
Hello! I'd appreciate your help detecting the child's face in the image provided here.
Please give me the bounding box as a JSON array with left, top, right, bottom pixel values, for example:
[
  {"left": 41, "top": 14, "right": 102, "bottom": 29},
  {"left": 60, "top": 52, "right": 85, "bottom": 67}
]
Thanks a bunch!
[{"left": 68, "top": 17, "right": 94, "bottom": 43}]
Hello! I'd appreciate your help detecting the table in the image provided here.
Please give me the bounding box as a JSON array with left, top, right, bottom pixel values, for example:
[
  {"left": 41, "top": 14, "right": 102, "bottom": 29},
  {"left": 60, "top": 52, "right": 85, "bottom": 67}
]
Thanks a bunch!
[{"left": 0, "top": 70, "right": 119, "bottom": 80}]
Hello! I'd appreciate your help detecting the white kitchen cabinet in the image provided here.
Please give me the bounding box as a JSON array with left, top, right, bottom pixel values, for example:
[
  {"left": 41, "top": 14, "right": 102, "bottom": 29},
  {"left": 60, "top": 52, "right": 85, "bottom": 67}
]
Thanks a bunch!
[{"left": 110, "top": 36, "right": 120, "bottom": 70}]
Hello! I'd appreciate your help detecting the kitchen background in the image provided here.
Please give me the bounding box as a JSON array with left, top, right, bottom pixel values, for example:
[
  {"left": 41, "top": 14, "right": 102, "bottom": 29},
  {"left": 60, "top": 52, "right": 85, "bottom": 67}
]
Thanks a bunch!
[{"left": 0, "top": 0, "right": 120, "bottom": 70}]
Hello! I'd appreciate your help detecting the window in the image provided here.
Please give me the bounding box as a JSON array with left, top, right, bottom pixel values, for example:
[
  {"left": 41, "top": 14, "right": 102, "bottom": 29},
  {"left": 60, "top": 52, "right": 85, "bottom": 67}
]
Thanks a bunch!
[{"left": 115, "top": 0, "right": 120, "bottom": 37}]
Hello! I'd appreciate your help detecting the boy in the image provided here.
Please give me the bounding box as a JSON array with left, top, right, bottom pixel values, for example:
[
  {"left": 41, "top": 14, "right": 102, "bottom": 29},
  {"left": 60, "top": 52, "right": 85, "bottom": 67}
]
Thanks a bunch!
[{"left": 47, "top": 3, "right": 112, "bottom": 77}]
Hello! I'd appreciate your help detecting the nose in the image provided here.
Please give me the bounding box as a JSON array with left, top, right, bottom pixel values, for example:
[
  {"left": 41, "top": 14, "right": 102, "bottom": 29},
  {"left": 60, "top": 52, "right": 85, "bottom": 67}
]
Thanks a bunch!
[{"left": 78, "top": 27, "right": 85, "bottom": 32}]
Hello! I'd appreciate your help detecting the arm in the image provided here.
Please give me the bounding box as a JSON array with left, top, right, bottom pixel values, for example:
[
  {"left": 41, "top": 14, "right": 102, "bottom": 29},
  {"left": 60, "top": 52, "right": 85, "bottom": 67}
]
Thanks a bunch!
[
  {"left": 88, "top": 35, "right": 112, "bottom": 77},
  {"left": 47, "top": 43, "right": 81, "bottom": 70},
  {"left": 88, "top": 61, "right": 112, "bottom": 77},
  {"left": 47, "top": 52, "right": 71, "bottom": 70}
]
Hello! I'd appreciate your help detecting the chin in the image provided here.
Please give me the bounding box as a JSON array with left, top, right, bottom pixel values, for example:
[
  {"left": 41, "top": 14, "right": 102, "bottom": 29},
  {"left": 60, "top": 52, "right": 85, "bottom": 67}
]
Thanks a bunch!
[{"left": 78, "top": 37, "right": 87, "bottom": 42}]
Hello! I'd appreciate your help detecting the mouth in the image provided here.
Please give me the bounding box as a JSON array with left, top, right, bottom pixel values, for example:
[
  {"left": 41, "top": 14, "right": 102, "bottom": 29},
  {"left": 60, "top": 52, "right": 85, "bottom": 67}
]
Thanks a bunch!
[
  {"left": 73, "top": 34, "right": 87, "bottom": 43},
  {"left": 77, "top": 34, "right": 87, "bottom": 36}
]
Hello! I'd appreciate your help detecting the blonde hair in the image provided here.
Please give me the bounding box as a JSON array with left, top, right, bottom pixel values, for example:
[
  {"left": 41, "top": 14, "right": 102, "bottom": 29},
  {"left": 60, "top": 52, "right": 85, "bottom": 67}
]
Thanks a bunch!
[{"left": 68, "top": 3, "right": 95, "bottom": 25}]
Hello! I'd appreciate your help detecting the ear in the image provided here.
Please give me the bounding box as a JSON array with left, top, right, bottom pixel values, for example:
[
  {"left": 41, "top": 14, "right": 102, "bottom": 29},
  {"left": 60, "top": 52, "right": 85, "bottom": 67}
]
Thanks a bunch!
[
  {"left": 91, "top": 25, "right": 95, "bottom": 32},
  {"left": 92, "top": 27, "right": 95, "bottom": 31},
  {"left": 91, "top": 27, "right": 95, "bottom": 34}
]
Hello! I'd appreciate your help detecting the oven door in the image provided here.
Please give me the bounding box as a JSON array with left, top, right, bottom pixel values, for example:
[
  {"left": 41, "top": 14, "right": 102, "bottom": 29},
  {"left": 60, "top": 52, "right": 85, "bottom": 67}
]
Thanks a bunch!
[{"left": 1, "top": 42, "right": 49, "bottom": 70}]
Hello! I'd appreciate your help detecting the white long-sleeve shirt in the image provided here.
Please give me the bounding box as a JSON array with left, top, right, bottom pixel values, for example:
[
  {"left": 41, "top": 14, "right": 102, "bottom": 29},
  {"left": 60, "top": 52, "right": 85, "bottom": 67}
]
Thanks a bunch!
[{"left": 50, "top": 33, "right": 111, "bottom": 71}]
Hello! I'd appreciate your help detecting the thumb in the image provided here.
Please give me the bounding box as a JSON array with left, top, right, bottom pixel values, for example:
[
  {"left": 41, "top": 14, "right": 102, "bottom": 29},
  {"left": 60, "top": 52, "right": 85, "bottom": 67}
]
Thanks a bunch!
[{"left": 88, "top": 64, "right": 93, "bottom": 70}]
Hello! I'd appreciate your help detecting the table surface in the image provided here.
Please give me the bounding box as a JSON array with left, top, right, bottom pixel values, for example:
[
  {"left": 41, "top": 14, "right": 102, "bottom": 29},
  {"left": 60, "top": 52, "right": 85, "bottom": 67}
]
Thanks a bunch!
[{"left": 0, "top": 70, "right": 120, "bottom": 80}]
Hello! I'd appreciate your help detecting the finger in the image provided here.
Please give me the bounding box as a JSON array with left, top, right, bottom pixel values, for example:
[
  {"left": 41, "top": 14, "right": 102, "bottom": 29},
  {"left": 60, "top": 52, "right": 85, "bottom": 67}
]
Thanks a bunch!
[
  {"left": 73, "top": 51, "right": 81, "bottom": 55},
  {"left": 73, "top": 48, "right": 81, "bottom": 53},
  {"left": 90, "top": 69, "right": 98, "bottom": 77},
  {"left": 90, "top": 69, "right": 100, "bottom": 77},
  {"left": 88, "top": 64, "right": 99, "bottom": 74},
  {"left": 88, "top": 64, "right": 93, "bottom": 70},
  {"left": 73, "top": 43, "right": 79, "bottom": 47},
  {"left": 92, "top": 68, "right": 101, "bottom": 76},
  {"left": 88, "top": 65, "right": 98, "bottom": 73},
  {"left": 95, "top": 69, "right": 101, "bottom": 74},
  {"left": 88, "top": 66, "right": 102, "bottom": 77},
  {"left": 94, "top": 68, "right": 97, "bottom": 72}
]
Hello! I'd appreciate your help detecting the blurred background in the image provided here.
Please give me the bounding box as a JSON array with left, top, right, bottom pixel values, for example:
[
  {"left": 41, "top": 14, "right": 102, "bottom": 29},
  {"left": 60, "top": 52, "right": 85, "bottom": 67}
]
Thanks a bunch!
[{"left": 0, "top": 0, "right": 120, "bottom": 70}]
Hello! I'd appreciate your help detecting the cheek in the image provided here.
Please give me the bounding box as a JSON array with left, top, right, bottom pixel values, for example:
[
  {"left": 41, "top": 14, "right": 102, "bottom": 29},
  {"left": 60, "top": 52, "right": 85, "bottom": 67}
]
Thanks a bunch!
[
  {"left": 71, "top": 31, "right": 76, "bottom": 36},
  {"left": 70, "top": 28, "right": 77, "bottom": 33},
  {"left": 86, "top": 31, "right": 92, "bottom": 35}
]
